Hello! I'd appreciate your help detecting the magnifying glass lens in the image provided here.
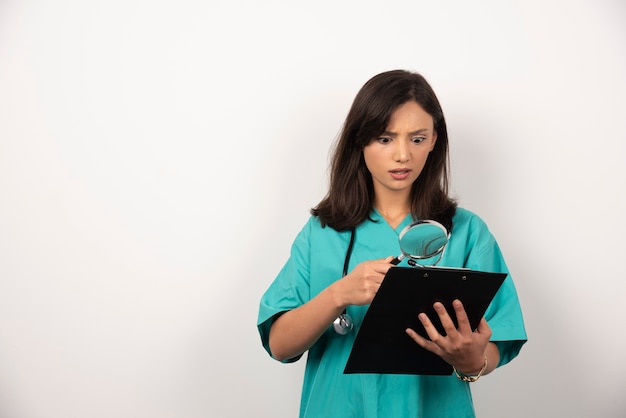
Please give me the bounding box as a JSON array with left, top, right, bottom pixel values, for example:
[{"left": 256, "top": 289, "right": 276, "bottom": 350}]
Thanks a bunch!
[{"left": 394, "top": 220, "right": 449, "bottom": 266}]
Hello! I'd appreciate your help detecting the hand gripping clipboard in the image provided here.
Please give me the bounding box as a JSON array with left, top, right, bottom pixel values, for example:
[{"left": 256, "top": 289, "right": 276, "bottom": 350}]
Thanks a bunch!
[{"left": 343, "top": 266, "right": 506, "bottom": 375}]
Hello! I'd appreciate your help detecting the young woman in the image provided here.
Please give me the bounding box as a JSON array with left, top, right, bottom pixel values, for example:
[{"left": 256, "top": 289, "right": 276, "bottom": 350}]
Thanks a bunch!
[{"left": 257, "top": 70, "right": 526, "bottom": 417}]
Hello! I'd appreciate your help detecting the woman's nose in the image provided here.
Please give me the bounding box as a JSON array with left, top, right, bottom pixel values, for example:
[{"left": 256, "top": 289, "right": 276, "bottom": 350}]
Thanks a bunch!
[{"left": 394, "top": 141, "right": 410, "bottom": 163}]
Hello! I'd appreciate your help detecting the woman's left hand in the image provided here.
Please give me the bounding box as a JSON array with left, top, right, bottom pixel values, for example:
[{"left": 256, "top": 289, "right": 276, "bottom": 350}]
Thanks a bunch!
[{"left": 405, "top": 299, "right": 491, "bottom": 374}]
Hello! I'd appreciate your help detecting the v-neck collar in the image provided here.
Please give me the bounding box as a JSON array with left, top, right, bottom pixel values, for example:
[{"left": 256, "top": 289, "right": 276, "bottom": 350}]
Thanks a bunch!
[{"left": 371, "top": 207, "right": 413, "bottom": 235}]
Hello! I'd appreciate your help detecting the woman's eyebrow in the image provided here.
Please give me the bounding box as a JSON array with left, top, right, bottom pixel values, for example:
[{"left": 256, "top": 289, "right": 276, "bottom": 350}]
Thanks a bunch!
[{"left": 381, "top": 129, "right": 430, "bottom": 136}]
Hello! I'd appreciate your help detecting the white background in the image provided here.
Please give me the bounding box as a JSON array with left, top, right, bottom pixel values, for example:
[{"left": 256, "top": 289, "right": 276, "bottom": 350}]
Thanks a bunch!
[{"left": 1, "top": 0, "right": 625, "bottom": 417}]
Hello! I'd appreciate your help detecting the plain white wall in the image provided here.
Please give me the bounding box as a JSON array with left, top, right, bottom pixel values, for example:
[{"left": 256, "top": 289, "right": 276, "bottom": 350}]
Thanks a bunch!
[{"left": 1, "top": 0, "right": 625, "bottom": 417}]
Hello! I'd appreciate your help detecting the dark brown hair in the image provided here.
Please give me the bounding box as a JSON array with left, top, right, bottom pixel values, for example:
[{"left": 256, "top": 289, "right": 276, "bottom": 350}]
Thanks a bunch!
[{"left": 311, "top": 70, "right": 457, "bottom": 231}]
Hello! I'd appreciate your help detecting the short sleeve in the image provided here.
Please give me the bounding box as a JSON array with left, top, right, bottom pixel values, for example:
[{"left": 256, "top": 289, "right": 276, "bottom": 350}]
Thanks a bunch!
[
  {"left": 257, "top": 219, "right": 313, "bottom": 362},
  {"left": 463, "top": 215, "right": 527, "bottom": 368}
]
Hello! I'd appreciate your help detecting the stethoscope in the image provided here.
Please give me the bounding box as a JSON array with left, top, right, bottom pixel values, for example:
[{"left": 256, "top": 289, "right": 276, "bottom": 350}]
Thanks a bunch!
[
  {"left": 332, "top": 219, "right": 450, "bottom": 335},
  {"left": 332, "top": 228, "right": 356, "bottom": 335}
]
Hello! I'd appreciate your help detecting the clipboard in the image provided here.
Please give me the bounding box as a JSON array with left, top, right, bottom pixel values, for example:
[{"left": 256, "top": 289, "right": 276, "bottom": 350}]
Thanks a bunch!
[{"left": 344, "top": 266, "right": 506, "bottom": 375}]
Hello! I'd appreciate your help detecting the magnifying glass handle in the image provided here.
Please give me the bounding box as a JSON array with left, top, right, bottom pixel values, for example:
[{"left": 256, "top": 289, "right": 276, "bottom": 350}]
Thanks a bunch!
[{"left": 390, "top": 254, "right": 404, "bottom": 265}]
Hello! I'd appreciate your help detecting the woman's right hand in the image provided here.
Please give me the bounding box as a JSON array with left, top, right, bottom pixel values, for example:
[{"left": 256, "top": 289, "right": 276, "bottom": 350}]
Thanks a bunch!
[
  {"left": 330, "top": 256, "right": 395, "bottom": 307},
  {"left": 269, "top": 256, "right": 395, "bottom": 360}
]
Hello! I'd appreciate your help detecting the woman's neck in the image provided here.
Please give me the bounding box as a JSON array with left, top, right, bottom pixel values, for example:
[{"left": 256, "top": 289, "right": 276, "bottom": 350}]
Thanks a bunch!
[{"left": 373, "top": 198, "right": 411, "bottom": 229}]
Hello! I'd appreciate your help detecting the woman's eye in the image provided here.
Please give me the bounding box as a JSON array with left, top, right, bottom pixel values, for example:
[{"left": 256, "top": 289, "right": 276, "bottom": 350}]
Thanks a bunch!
[
  {"left": 411, "top": 137, "right": 426, "bottom": 144},
  {"left": 377, "top": 137, "right": 392, "bottom": 144}
]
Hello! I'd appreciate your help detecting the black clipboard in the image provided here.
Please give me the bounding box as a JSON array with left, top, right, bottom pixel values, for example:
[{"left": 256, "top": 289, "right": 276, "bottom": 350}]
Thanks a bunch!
[{"left": 344, "top": 266, "right": 506, "bottom": 375}]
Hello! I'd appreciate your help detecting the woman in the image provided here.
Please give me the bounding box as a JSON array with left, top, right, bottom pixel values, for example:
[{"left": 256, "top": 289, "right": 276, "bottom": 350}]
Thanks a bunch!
[{"left": 257, "top": 70, "right": 526, "bottom": 417}]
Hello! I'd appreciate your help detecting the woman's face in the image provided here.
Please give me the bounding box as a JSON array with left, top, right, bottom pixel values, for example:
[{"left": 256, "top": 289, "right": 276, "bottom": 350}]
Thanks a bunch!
[{"left": 363, "top": 100, "right": 437, "bottom": 199}]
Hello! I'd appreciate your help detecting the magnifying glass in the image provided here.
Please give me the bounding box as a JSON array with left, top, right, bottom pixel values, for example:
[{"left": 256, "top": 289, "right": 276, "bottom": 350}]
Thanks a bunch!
[{"left": 390, "top": 220, "right": 449, "bottom": 267}]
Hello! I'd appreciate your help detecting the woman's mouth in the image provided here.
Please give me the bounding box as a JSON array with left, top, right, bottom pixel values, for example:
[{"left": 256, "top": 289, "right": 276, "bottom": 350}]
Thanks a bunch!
[{"left": 389, "top": 169, "right": 411, "bottom": 180}]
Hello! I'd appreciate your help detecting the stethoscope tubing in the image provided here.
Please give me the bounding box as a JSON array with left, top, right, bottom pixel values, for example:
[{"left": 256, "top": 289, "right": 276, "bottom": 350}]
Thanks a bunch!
[{"left": 333, "top": 228, "right": 356, "bottom": 335}]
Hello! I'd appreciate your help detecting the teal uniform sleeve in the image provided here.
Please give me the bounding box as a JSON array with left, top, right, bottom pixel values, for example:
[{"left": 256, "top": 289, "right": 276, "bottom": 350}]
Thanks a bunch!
[
  {"left": 257, "top": 219, "right": 312, "bottom": 363},
  {"left": 460, "top": 212, "right": 527, "bottom": 368}
]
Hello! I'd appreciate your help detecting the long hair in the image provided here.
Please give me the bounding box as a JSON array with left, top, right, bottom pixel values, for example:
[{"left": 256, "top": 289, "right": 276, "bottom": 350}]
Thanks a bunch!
[{"left": 311, "top": 70, "right": 457, "bottom": 231}]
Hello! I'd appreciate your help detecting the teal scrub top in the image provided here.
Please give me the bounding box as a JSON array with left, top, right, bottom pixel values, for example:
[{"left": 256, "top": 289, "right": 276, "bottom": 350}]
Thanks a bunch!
[{"left": 258, "top": 208, "right": 527, "bottom": 418}]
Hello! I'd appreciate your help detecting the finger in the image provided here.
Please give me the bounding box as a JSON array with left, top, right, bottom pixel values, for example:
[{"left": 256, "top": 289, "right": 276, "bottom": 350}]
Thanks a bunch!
[
  {"left": 451, "top": 299, "right": 472, "bottom": 333},
  {"left": 405, "top": 328, "right": 441, "bottom": 355},
  {"left": 476, "top": 318, "right": 492, "bottom": 337},
  {"left": 374, "top": 262, "right": 393, "bottom": 275},
  {"left": 405, "top": 327, "right": 425, "bottom": 345},
  {"left": 432, "top": 302, "right": 457, "bottom": 335},
  {"left": 418, "top": 312, "right": 445, "bottom": 342}
]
